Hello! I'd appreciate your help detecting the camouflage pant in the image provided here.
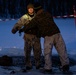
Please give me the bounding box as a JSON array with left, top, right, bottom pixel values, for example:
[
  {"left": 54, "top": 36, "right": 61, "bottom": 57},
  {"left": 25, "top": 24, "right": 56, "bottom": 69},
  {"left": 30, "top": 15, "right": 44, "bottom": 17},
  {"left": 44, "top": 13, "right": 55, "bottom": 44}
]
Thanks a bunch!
[
  {"left": 23, "top": 34, "right": 41, "bottom": 67},
  {"left": 44, "top": 33, "right": 69, "bottom": 69}
]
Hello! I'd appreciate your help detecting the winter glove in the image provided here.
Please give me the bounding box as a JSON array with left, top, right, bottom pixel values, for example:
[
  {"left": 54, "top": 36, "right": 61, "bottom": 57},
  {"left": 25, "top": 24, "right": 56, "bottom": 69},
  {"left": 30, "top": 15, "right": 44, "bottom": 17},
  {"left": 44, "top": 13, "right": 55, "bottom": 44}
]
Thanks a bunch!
[
  {"left": 11, "top": 29, "right": 17, "bottom": 34},
  {"left": 18, "top": 29, "right": 23, "bottom": 36},
  {"left": 19, "top": 29, "right": 23, "bottom": 33},
  {"left": 11, "top": 26, "right": 20, "bottom": 34}
]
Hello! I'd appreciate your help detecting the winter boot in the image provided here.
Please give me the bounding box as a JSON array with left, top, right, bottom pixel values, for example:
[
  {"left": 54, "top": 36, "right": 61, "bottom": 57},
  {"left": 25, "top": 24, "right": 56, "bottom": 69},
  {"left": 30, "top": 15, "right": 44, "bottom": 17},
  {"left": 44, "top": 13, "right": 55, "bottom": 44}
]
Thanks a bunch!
[
  {"left": 59, "top": 65, "right": 70, "bottom": 73},
  {"left": 36, "top": 65, "right": 43, "bottom": 69},
  {"left": 40, "top": 68, "right": 53, "bottom": 74}
]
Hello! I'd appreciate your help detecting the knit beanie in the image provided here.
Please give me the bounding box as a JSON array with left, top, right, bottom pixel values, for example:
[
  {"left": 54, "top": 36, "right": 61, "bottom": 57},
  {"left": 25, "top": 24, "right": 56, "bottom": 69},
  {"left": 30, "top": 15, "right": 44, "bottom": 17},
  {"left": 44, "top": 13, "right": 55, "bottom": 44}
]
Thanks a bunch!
[
  {"left": 27, "top": 3, "right": 34, "bottom": 9},
  {"left": 34, "top": 2, "right": 42, "bottom": 12}
]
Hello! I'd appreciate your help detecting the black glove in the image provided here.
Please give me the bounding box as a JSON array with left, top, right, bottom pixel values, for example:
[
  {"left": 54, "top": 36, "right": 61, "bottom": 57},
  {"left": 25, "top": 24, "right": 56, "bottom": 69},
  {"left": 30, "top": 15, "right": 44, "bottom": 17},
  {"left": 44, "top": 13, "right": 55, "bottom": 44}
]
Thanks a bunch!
[
  {"left": 11, "top": 28, "right": 17, "bottom": 34},
  {"left": 11, "top": 26, "right": 19, "bottom": 34},
  {"left": 19, "top": 29, "right": 23, "bottom": 33},
  {"left": 18, "top": 29, "right": 23, "bottom": 36}
]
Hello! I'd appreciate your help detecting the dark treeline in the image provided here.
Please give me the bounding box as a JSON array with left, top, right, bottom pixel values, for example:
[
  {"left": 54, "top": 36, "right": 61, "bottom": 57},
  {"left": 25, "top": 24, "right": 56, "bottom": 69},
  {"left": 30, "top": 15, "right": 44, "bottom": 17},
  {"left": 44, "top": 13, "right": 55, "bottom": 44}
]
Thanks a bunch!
[{"left": 0, "top": 0, "right": 76, "bottom": 18}]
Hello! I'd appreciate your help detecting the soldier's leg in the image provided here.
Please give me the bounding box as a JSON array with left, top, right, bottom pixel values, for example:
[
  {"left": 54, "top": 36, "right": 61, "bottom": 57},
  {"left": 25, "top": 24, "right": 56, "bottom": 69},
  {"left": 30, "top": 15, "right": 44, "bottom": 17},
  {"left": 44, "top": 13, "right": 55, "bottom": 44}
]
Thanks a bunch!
[
  {"left": 24, "top": 40, "right": 32, "bottom": 67},
  {"left": 54, "top": 33, "right": 69, "bottom": 67},
  {"left": 33, "top": 37, "right": 42, "bottom": 68},
  {"left": 44, "top": 36, "right": 54, "bottom": 70}
]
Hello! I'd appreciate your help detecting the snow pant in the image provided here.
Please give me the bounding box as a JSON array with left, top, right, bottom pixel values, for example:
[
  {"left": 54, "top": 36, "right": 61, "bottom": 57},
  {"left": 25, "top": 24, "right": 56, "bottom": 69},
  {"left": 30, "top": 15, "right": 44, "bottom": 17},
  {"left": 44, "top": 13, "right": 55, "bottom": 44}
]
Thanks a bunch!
[
  {"left": 44, "top": 33, "right": 69, "bottom": 69},
  {"left": 23, "top": 34, "right": 41, "bottom": 67}
]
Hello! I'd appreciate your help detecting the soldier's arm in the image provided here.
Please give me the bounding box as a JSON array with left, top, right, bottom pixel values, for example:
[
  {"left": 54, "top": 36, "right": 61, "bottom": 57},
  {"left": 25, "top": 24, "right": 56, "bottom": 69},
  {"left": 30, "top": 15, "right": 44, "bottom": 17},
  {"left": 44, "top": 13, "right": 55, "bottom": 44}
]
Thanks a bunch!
[
  {"left": 11, "top": 15, "right": 28, "bottom": 34},
  {"left": 23, "top": 18, "right": 38, "bottom": 33}
]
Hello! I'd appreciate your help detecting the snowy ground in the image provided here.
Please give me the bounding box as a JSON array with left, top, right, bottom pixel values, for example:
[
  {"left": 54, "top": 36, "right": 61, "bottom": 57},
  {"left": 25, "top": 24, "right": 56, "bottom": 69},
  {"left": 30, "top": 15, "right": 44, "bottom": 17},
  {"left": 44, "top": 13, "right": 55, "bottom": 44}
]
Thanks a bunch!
[{"left": 0, "top": 65, "right": 76, "bottom": 75}]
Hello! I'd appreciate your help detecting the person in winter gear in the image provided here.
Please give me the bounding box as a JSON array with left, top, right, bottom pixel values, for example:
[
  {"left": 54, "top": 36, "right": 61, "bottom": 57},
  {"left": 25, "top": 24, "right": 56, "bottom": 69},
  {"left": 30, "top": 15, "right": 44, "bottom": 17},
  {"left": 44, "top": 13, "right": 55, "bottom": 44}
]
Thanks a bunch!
[
  {"left": 11, "top": 3, "right": 42, "bottom": 71},
  {"left": 23, "top": 2, "right": 70, "bottom": 74}
]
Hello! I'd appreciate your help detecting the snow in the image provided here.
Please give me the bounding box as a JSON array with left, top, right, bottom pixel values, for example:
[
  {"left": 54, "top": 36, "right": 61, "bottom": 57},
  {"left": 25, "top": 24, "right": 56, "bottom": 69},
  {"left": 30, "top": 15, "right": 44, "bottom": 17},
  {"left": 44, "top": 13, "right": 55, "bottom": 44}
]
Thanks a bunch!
[
  {"left": 0, "top": 66, "right": 76, "bottom": 75},
  {"left": 0, "top": 18, "right": 76, "bottom": 55}
]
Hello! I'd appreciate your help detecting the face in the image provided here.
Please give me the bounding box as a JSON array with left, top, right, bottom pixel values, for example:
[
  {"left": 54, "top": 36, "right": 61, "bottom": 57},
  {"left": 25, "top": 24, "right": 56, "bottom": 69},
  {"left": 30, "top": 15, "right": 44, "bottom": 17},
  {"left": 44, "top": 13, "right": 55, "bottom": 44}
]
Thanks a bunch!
[{"left": 28, "top": 8, "right": 34, "bottom": 14}]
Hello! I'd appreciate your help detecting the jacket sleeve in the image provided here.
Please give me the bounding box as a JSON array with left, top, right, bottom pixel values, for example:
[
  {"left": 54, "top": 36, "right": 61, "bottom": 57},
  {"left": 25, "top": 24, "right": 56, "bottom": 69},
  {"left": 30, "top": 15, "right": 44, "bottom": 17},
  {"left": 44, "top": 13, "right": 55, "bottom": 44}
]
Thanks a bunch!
[
  {"left": 12, "top": 16, "right": 26, "bottom": 30},
  {"left": 11, "top": 14, "right": 30, "bottom": 34}
]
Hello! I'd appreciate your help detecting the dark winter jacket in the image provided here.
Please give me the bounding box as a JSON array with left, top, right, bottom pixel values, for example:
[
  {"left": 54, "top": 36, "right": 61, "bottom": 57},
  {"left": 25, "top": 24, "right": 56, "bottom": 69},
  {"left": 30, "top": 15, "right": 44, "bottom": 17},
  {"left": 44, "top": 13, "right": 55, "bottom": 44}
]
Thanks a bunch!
[{"left": 23, "top": 9, "right": 60, "bottom": 37}]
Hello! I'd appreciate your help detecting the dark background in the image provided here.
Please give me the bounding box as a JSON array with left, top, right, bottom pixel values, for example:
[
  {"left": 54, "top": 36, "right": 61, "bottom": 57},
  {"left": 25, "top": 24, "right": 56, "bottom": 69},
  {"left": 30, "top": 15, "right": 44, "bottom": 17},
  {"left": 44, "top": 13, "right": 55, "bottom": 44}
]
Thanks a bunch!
[{"left": 0, "top": 0, "right": 76, "bottom": 18}]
